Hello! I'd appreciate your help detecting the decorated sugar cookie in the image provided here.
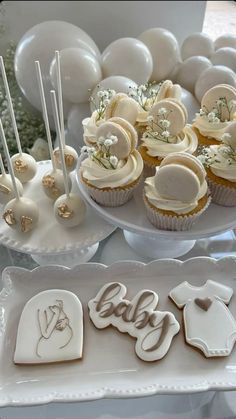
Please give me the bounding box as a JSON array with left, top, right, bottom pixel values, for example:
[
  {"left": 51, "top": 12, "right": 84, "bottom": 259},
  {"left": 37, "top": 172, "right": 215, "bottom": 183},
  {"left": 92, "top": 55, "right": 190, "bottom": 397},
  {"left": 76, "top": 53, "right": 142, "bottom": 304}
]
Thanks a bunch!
[
  {"left": 149, "top": 99, "right": 187, "bottom": 137},
  {"left": 88, "top": 282, "right": 180, "bottom": 362},
  {"left": 14, "top": 290, "right": 83, "bottom": 364},
  {"left": 96, "top": 120, "right": 132, "bottom": 160},
  {"left": 169, "top": 280, "right": 236, "bottom": 357},
  {"left": 201, "top": 85, "right": 236, "bottom": 122}
]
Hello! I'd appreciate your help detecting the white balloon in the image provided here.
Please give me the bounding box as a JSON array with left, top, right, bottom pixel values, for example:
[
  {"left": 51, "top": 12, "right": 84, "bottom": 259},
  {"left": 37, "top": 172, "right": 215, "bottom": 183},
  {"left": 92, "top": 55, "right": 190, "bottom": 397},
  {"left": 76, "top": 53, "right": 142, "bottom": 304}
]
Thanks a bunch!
[
  {"left": 176, "top": 56, "right": 212, "bottom": 93},
  {"left": 215, "top": 34, "right": 236, "bottom": 50},
  {"left": 102, "top": 38, "right": 153, "bottom": 84},
  {"left": 14, "top": 21, "right": 101, "bottom": 113},
  {"left": 181, "top": 88, "right": 200, "bottom": 123},
  {"left": 67, "top": 103, "right": 91, "bottom": 148},
  {"left": 139, "top": 28, "right": 180, "bottom": 82},
  {"left": 50, "top": 48, "right": 102, "bottom": 104},
  {"left": 168, "top": 61, "right": 182, "bottom": 83},
  {"left": 181, "top": 33, "right": 214, "bottom": 60},
  {"left": 89, "top": 76, "right": 137, "bottom": 112},
  {"left": 47, "top": 100, "right": 73, "bottom": 131},
  {"left": 211, "top": 47, "right": 236, "bottom": 72},
  {"left": 195, "top": 65, "right": 236, "bottom": 103}
]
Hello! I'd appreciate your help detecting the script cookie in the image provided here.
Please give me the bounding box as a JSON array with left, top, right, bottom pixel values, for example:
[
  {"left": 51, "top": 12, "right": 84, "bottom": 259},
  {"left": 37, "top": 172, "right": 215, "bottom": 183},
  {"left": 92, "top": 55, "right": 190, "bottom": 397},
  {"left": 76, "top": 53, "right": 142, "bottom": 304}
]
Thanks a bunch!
[
  {"left": 169, "top": 280, "right": 236, "bottom": 357},
  {"left": 88, "top": 282, "right": 180, "bottom": 362},
  {"left": 14, "top": 289, "right": 83, "bottom": 364}
]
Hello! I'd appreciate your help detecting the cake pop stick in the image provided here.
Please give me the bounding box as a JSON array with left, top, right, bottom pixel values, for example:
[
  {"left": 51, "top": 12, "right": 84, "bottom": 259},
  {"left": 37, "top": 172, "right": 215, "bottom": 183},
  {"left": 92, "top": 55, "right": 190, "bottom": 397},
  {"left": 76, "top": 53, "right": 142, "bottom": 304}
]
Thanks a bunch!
[
  {"left": 0, "top": 56, "right": 37, "bottom": 183},
  {"left": 53, "top": 51, "right": 78, "bottom": 172},
  {"left": 50, "top": 90, "right": 86, "bottom": 228},
  {"left": 35, "top": 61, "right": 71, "bottom": 200},
  {"left": 0, "top": 152, "right": 23, "bottom": 205},
  {"left": 0, "top": 119, "right": 39, "bottom": 233}
]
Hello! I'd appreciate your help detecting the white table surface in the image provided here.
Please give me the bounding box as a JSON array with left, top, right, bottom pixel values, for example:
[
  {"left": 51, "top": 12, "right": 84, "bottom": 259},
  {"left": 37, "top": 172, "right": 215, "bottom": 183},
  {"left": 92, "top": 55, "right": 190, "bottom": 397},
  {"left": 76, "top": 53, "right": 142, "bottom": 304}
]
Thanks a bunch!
[{"left": 1, "top": 229, "right": 236, "bottom": 419}]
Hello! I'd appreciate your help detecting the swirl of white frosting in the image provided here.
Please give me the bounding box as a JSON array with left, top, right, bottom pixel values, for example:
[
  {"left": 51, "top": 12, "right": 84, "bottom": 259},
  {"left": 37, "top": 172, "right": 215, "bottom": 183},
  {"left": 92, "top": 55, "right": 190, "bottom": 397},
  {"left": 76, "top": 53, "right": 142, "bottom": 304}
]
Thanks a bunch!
[
  {"left": 141, "top": 125, "right": 198, "bottom": 158},
  {"left": 193, "top": 115, "right": 235, "bottom": 141},
  {"left": 82, "top": 111, "right": 104, "bottom": 145},
  {"left": 207, "top": 144, "right": 236, "bottom": 182},
  {"left": 145, "top": 172, "right": 208, "bottom": 215},
  {"left": 81, "top": 150, "right": 143, "bottom": 188}
]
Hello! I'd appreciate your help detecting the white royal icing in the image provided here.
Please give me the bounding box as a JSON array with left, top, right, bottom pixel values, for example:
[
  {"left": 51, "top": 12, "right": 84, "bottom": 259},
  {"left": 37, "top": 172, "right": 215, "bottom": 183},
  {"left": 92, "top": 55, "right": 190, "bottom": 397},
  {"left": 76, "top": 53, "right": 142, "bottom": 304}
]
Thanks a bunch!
[
  {"left": 14, "top": 289, "right": 83, "bottom": 364},
  {"left": 169, "top": 280, "right": 236, "bottom": 357},
  {"left": 88, "top": 282, "right": 180, "bottom": 362}
]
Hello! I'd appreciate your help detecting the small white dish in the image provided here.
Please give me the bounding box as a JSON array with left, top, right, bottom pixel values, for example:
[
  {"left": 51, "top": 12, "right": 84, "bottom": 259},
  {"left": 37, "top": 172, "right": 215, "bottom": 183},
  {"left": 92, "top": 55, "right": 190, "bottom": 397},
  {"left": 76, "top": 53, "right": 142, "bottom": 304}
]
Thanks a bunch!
[{"left": 1, "top": 257, "right": 236, "bottom": 406}]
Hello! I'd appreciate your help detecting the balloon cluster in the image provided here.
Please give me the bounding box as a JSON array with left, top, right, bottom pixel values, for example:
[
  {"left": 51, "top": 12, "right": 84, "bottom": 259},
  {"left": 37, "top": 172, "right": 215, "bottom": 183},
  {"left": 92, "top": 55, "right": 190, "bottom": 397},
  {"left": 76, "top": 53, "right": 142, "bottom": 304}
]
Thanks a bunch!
[{"left": 14, "top": 21, "right": 236, "bottom": 147}]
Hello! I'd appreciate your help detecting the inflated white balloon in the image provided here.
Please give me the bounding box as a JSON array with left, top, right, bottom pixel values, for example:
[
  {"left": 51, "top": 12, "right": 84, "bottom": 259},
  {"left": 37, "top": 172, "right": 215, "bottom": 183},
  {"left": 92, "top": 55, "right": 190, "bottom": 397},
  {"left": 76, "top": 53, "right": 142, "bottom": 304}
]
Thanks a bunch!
[
  {"left": 90, "top": 76, "right": 137, "bottom": 112},
  {"left": 14, "top": 21, "right": 101, "bottom": 113},
  {"left": 50, "top": 48, "right": 102, "bottom": 104},
  {"left": 181, "top": 33, "right": 214, "bottom": 60},
  {"left": 176, "top": 56, "right": 212, "bottom": 93},
  {"left": 102, "top": 38, "right": 153, "bottom": 84},
  {"left": 139, "top": 28, "right": 180, "bottom": 82},
  {"left": 168, "top": 61, "right": 182, "bottom": 83},
  {"left": 67, "top": 103, "right": 91, "bottom": 148},
  {"left": 214, "top": 34, "right": 236, "bottom": 50},
  {"left": 181, "top": 88, "right": 200, "bottom": 123},
  {"left": 211, "top": 47, "right": 236, "bottom": 72},
  {"left": 195, "top": 65, "right": 236, "bottom": 103}
]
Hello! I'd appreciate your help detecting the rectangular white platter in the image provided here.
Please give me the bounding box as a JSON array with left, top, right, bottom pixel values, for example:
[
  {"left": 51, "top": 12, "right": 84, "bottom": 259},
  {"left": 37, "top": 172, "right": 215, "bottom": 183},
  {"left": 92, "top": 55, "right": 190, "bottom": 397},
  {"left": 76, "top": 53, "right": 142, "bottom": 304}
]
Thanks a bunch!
[{"left": 1, "top": 257, "right": 236, "bottom": 406}]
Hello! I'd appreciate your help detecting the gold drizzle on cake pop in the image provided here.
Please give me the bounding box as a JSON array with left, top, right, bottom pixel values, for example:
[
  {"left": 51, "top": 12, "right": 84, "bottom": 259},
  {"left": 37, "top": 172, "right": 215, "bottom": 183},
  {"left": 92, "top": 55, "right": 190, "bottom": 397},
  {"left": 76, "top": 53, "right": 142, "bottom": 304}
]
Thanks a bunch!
[
  {"left": 57, "top": 203, "right": 74, "bottom": 219},
  {"left": 20, "top": 216, "right": 33, "bottom": 233},
  {"left": 14, "top": 159, "right": 28, "bottom": 173},
  {"left": 3, "top": 208, "right": 16, "bottom": 225},
  {"left": 42, "top": 174, "right": 61, "bottom": 198}
]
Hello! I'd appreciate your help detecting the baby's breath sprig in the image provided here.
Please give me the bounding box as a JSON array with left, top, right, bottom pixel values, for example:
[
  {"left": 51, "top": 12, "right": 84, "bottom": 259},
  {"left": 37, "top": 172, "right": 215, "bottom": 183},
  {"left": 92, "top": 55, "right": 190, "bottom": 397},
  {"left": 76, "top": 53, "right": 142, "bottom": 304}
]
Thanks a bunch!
[
  {"left": 198, "top": 142, "right": 236, "bottom": 167},
  {"left": 196, "top": 97, "right": 236, "bottom": 123},
  {"left": 129, "top": 81, "right": 162, "bottom": 111},
  {"left": 81, "top": 133, "right": 119, "bottom": 170},
  {"left": 89, "top": 88, "right": 116, "bottom": 121},
  {"left": 143, "top": 107, "right": 173, "bottom": 143}
]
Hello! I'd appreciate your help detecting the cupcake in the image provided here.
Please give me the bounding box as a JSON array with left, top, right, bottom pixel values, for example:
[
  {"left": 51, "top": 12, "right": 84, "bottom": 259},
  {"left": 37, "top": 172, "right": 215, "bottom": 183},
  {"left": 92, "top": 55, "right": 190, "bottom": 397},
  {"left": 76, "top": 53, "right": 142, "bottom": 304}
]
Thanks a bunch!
[
  {"left": 139, "top": 99, "right": 198, "bottom": 176},
  {"left": 193, "top": 84, "right": 236, "bottom": 146},
  {"left": 132, "top": 80, "right": 182, "bottom": 138},
  {"left": 80, "top": 117, "right": 143, "bottom": 207},
  {"left": 198, "top": 121, "right": 236, "bottom": 206},
  {"left": 144, "top": 152, "right": 211, "bottom": 231}
]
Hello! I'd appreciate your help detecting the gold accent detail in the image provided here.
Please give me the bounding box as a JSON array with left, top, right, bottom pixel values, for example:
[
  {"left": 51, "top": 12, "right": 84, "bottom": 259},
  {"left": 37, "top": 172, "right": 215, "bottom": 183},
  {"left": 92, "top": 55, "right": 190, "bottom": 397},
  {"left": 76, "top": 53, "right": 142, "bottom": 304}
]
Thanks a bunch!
[
  {"left": 57, "top": 203, "right": 74, "bottom": 219},
  {"left": 14, "top": 159, "right": 28, "bottom": 173},
  {"left": 3, "top": 209, "right": 16, "bottom": 225},
  {"left": 54, "top": 150, "right": 75, "bottom": 168},
  {"left": 21, "top": 216, "right": 33, "bottom": 233},
  {"left": 42, "top": 175, "right": 60, "bottom": 198},
  {"left": 0, "top": 183, "right": 11, "bottom": 194}
]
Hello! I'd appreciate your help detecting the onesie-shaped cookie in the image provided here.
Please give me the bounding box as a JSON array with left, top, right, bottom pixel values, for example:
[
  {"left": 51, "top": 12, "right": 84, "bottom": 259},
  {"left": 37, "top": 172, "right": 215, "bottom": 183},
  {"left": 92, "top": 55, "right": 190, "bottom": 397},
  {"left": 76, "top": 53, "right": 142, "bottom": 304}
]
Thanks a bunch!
[
  {"left": 88, "top": 282, "right": 180, "bottom": 362},
  {"left": 169, "top": 280, "right": 236, "bottom": 357},
  {"left": 14, "top": 289, "right": 83, "bottom": 364}
]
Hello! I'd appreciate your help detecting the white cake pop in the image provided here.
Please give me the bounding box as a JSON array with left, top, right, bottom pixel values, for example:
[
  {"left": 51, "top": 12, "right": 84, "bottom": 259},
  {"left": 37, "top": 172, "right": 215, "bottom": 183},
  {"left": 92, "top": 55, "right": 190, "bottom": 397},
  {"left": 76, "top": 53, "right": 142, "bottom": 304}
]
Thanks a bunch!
[
  {"left": 35, "top": 60, "right": 72, "bottom": 200},
  {"left": 0, "top": 154, "right": 23, "bottom": 205},
  {"left": 0, "top": 56, "right": 37, "bottom": 183},
  {"left": 52, "top": 51, "right": 78, "bottom": 172},
  {"left": 0, "top": 119, "right": 39, "bottom": 233},
  {"left": 51, "top": 89, "right": 86, "bottom": 228}
]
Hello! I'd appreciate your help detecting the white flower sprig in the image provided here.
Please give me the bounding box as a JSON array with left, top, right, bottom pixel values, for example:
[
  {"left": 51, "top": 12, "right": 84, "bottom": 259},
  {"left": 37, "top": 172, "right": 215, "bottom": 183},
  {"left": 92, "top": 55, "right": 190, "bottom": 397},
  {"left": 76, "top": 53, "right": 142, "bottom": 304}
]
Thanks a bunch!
[
  {"left": 129, "top": 81, "right": 162, "bottom": 111},
  {"left": 89, "top": 88, "right": 116, "bottom": 121},
  {"left": 198, "top": 136, "right": 236, "bottom": 167},
  {"left": 195, "top": 97, "right": 236, "bottom": 123},
  {"left": 143, "top": 107, "right": 173, "bottom": 143},
  {"left": 81, "top": 133, "right": 119, "bottom": 170}
]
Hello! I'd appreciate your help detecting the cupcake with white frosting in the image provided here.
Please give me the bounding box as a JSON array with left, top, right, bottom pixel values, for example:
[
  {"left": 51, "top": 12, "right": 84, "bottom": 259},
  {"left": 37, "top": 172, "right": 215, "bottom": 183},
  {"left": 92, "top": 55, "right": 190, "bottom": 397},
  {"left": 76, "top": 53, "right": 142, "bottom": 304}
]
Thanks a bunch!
[
  {"left": 139, "top": 99, "right": 198, "bottom": 176},
  {"left": 80, "top": 117, "right": 143, "bottom": 207},
  {"left": 144, "top": 152, "right": 211, "bottom": 231},
  {"left": 193, "top": 84, "right": 236, "bottom": 146},
  {"left": 198, "top": 121, "right": 236, "bottom": 206}
]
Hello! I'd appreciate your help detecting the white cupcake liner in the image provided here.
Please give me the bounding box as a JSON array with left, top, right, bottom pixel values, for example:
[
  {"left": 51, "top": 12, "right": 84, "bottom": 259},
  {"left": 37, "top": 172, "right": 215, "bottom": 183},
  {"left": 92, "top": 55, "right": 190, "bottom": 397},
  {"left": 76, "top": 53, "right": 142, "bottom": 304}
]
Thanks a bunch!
[
  {"left": 82, "top": 176, "right": 142, "bottom": 207},
  {"left": 207, "top": 177, "right": 236, "bottom": 207},
  {"left": 144, "top": 195, "right": 211, "bottom": 231}
]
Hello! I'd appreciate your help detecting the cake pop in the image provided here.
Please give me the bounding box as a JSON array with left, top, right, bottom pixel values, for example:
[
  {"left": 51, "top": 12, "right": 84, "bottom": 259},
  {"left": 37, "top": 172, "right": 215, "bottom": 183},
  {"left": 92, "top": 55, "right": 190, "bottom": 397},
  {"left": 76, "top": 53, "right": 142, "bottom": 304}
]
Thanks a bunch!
[
  {"left": 53, "top": 51, "right": 78, "bottom": 172},
  {"left": 0, "top": 56, "right": 37, "bottom": 183},
  {"left": 50, "top": 90, "right": 86, "bottom": 228},
  {"left": 0, "top": 153, "right": 23, "bottom": 205},
  {"left": 35, "top": 61, "right": 71, "bottom": 200},
  {"left": 0, "top": 119, "right": 39, "bottom": 233}
]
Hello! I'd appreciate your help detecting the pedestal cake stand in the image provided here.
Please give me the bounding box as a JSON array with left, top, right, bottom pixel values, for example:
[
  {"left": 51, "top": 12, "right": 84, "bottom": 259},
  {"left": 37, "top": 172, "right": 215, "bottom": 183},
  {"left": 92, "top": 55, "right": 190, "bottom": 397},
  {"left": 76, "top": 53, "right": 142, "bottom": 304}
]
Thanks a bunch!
[
  {"left": 0, "top": 161, "right": 115, "bottom": 266},
  {"left": 77, "top": 175, "right": 236, "bottom": 259}
]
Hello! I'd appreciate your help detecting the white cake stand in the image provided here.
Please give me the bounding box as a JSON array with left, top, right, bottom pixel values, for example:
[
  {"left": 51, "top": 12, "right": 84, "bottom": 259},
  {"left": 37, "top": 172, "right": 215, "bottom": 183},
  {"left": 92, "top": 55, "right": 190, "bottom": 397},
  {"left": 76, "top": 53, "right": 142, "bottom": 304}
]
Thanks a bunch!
[
  {"left": 0, "top": 161, "right": 115, "bottom": 267},
  {"left": 77, "top": 174, "right": 236, "bottom": 259}
]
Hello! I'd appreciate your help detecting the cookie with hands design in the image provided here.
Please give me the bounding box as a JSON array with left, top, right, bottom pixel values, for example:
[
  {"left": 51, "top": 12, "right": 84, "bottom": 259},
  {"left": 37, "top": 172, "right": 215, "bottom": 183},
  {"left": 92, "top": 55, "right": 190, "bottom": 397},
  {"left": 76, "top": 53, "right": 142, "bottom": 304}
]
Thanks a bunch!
[{"left": 88, "top": 282, "right": 180, "bottom": 362}]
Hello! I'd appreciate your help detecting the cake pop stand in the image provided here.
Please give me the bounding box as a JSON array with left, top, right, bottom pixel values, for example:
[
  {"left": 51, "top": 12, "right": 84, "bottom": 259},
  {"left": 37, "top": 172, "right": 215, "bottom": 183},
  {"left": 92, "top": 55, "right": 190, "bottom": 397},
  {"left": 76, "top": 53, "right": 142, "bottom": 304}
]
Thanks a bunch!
[
  {"left": 0, "top": 161, "right": 115, "bottom": 267},
  {"left": 77, "top": 173, "right": 236, "bottom": 259}
]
